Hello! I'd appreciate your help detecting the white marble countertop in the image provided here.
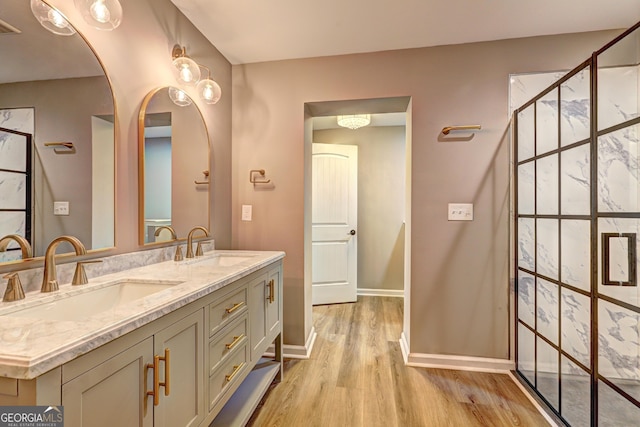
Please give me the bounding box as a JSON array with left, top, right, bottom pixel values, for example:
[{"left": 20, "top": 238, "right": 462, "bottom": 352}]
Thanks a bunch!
[{"left": 0, "top": 250, "right": 285, "bottom": 380}]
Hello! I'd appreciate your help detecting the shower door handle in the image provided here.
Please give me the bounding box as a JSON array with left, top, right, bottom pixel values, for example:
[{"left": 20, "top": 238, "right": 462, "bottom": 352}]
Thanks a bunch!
[{"left": 602, "top": 233, "right": 637, "bottom": 287}]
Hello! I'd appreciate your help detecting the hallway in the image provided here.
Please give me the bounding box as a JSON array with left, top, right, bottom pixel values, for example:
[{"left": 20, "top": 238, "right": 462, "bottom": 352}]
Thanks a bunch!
[{"left": 248, "top": 296, "right": 549, "bottom": 426}]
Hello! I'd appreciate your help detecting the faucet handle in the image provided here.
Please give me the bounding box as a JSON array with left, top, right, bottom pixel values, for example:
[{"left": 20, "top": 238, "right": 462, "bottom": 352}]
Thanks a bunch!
[
  {"left": 195, "top": 242, "right": 204, "bottom": 257},
  {"left": 72, "top": 259, "right": 103, "bottom": 286},
  {"left": 174, "top": 245, "right": 184, "bottom": 262},
  {"left": 3, "top": 273, "right": 26, "bottom": 302}
]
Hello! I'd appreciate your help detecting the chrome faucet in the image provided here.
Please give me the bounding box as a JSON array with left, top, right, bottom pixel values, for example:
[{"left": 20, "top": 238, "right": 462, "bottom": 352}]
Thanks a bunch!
[
  {"left": 42, "top": 236, "right": 87, "bottom": 292},
  {"left": 154, "top": 226, "right": 183, "bottom": 261},
  {"left": 0, "top": 234, "right": 33, "bottom": 260},
  {"left": 186, "top": 226, "right": 209, "bottom": 258}
]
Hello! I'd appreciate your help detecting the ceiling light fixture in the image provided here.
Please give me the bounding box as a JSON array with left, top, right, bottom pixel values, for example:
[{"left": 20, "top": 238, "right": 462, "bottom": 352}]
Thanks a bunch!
[
  {"left": 74, "top": 0, "right": 123, "bottom": 31},
  {"left": 172, "top": 45, "right": 223, "bottom": 105},
  {"left": 337, "top": 114, "right": 371, "bottom": 130},
  {"left": 30, "top": 0, "right": 76, "bottom": 36}
]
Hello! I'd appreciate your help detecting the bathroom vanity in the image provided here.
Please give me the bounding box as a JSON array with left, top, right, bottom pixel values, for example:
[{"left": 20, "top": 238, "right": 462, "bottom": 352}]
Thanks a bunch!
[{"left": 0, "top": 250, "right": 284, "bottom": 427}]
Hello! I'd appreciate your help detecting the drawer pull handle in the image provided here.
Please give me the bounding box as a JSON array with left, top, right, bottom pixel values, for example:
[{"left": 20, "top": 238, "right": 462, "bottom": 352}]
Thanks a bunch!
[
  {"left": 225, "top": 301, "right": 245, "bottom": 314},
  {"left": 225, "top": 362, "right": 245, "bottom": 382},
  {"left": 225, "top": 334, "right": 246, "bottom": 350}
]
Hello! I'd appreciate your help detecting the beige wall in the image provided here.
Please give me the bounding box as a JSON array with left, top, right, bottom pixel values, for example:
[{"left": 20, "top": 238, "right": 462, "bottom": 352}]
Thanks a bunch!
[
  {"left": 314, "top": 126, "right": 406, "bottom": 292},
  {"left": 51, "top": 0, "right": 233, "bottom": 254},
  {"left": 1, "top": 0, "right": 232, "bottom": 273},
  {"left": 0, "top": 77, "right": 111, "bottom": 255},
  {"left": 232, "top": 30, "right": 622, "bottom": 358}
]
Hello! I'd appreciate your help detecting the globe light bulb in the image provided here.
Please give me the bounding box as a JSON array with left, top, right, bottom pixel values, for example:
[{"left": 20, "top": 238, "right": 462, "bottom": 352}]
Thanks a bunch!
[
  {"left": 197, "top": 79, "right": 222, "bottom": 104},
  {"left": 74, "top": 0, "right": 122, "bottom": 31},
  {"left": 48, "top": 9, "right": 69, "bottom": 29},
  {"left": 180, "top": 66, "right": 194, "bottom": 83},
  {"left": 168, "top": 87, "right": 192, "bottom": 107},
  {"left": 89, "top": 0, "right": 110, "bottom": 24}
]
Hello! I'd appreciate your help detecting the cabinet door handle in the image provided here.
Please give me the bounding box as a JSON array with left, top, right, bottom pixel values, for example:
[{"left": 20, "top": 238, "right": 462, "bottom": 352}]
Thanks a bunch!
[
  {"left": 159, "top": 348, "right": 170, "bottom": 397},
  {"left": 225, "top": 362, "right": 245, "bottom": 382},
  {"left": 225, "top": 301, "right": 245, "bottom": 314},
  {"left": 225, "top": 334, "right": 246, "bottom": 350},
  {"left": 269, "top": 279, "right": 275, "bottom": 303},
  {"left": 146, "top": 355, "right": 160, "bottom": 406},
  {"left": 266, "top": 280, "right": 272, "bottom": 302}
]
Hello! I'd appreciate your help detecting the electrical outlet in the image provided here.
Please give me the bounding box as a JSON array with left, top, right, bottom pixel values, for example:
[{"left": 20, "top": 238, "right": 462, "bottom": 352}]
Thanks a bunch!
[
  {"left": 54, "top": 201, "right": 70, "bottom": 216},
  {"left": 448, "top": 203, "right": 473, "bottom": 221},
  {"left": 242, "top": 205, "right": 252, "bottom": 221}
]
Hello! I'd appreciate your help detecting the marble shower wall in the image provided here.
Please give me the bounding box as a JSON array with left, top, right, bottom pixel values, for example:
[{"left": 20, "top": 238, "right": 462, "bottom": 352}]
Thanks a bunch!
[{"left": 512, "top": 66, "right": 640, "bottom": 383}]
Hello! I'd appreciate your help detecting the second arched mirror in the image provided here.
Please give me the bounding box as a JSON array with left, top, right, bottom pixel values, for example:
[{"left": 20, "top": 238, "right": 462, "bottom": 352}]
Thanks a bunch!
[{"left": 138, "top": 87, "right": 210, "bottom": 245}]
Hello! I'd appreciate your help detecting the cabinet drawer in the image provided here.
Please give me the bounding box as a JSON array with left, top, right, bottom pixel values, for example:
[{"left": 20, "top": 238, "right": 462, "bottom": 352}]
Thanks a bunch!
[
  {"left": 209, "top": 287, "right": 247, "bottom": 337},
  {"left": 208, "top": 344, "right": 248, "bottom": 411},
  {"left": 209, "top": 315, "right": 248, "bottom": 375}
]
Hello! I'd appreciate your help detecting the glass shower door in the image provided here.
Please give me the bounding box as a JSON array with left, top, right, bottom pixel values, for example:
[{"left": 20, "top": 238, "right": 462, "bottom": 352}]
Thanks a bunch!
[
  {"left": 515, "top": 21, "right": 640, "bottom": 426},
  {"left": 595, "top": 25, "right": 640, "bottom": 426}
]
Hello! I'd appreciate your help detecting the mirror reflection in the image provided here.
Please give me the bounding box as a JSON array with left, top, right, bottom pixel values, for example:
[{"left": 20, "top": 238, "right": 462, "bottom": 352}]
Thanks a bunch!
[
  {"left": 139, "top": 87, "right": 210, "bottom": 245},
  {"left": 0, "top": 1, "right": 115, "bottom": 263}
]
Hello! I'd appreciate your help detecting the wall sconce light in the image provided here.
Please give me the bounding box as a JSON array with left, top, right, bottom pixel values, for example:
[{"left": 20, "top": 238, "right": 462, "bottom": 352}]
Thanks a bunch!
[
  {"left": 337, "top": 114, "right": 371, "bottom": 130},
  {"left": 172, "top": 45, "right": 201, "bottom": 86},
  {"left": 168, "top": 87, "right": 193, "bottom": 107},
  {"left": 74, "top": 0, "right": 123, "bottom": 31},
  {"left": 196, "top": 69, "right": 222, "bottom": 105},
  {"left": 172, "top": 45, "right": 222, "bottom": 105},
  {"left": 30, "top": 0, "right": 76, "bottom": 36}
]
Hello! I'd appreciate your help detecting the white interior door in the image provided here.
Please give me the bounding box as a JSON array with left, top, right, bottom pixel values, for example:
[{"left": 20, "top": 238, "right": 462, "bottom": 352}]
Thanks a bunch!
[{"left": 312, "top": 143, "right": 357, "bottom": 305}]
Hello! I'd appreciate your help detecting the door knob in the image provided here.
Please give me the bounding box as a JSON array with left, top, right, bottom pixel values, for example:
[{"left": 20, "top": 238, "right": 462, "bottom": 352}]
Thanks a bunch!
[{"left": 349, "top": 230, "right": 356, "bottom": 235}]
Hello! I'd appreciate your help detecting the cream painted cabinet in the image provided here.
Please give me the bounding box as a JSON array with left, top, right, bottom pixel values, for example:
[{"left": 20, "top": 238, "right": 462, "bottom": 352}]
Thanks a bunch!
[
  {"left": 0, "top": 258, "right": 283, "bottom": 427},
  {"left": 61, "top": 309, "right": 204, "bottom": 427},
  {"left": 249, "top": 263, "right": 282, "bottom": 362},
  {"left": 266, "top": 266, "right": 281, "bottom": 341},
  {"left": 152, "top": 310, "right": 205, "bottom": 427},
  {"left": 62, "top": 337, "right": 154, "bottom": 427}
]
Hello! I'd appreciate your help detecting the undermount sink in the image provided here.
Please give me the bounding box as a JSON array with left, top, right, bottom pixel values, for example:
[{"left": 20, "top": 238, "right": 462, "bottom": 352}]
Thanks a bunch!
[
  {"left": 183, "top": 253, "right": 256, "bottom": 267},
  {"left": 4, "top": 279, "right": 182, "bottom": 322}
]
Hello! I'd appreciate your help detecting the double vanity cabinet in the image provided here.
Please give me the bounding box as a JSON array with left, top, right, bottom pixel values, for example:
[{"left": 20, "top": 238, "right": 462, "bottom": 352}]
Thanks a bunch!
[{"left": 0, "top": 250, "right": 284, "bottom": 427}]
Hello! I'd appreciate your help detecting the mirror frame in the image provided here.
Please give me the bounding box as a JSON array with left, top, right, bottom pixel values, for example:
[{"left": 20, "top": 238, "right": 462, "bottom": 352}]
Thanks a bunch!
[
  {"left": 0, "top": 2, "right": 118, "bottom": 267},
  {"left": 137, "top": 86, "right": 211, "bottom": 246}
]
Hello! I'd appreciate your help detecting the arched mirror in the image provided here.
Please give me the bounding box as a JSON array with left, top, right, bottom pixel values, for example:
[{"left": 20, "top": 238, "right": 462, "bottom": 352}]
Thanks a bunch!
[
  {"left": 138, "top": 87, "right": 210, "bottom": 245},
  {"left": 0, "top": 1, "right": 115, "bottom": 263}
]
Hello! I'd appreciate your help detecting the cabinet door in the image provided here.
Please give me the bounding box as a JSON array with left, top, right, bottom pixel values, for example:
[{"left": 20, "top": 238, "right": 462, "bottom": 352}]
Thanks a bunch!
[
  {"left": 154, "top": 309, "right": 205, "bottom": 427},
  {"left": 266, "top": 266, "right": 281, "bottom": 338},
  {"left": 62, "top": 337, "right": 154, "bottom": 427},
  {"left": 249, "top": 273, "right": 268, "bottom": 362}
]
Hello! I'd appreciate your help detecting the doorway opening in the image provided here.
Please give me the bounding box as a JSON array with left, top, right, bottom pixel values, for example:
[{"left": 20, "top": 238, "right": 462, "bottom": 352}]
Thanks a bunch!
[{"left": 303, "top": 96, "right": 413, "bottom": 350}]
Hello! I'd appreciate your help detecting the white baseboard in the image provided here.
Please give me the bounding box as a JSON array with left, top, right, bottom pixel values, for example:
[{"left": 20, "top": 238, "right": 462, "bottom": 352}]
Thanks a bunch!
[
  {"left": 357, "top": 288, "right": 404, "bottom": 298},
  {"left": 508, "top": 371, "right": 559, "bottom": 427},
  {"left": 265, "top": 327, "right": 317, "bottom": 360},
  {"left": 399, "top": 337, "right": 514, "bottom": 373},
  {"left": 400, "top": 332, "right": 410, "bottom": 364}
]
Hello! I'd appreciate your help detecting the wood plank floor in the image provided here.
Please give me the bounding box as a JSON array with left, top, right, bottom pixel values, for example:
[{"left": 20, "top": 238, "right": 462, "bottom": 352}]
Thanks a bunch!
[{"left": 248, "top": 296, "right": 549, "bottom": 427}]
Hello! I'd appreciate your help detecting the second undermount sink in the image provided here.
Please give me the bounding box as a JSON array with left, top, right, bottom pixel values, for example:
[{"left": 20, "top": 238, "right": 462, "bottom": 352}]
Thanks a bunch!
[
  {"left": 4, "top": 279, "right": 183, "bottom": 322},
  {"left": 184, "top": 253, "right": 256, "bottom": 267}
]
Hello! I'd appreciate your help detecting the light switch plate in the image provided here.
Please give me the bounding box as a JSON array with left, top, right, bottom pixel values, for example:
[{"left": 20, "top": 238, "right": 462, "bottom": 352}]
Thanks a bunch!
[
  {"left": 54, "top": 201, "right": 70, "bottom": 216},
  {"left": 448, "top": 203, "right": 473, "bottom": 221},
  {"left": 241, "top": 205, "right": 252, "bottom": 221}
]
